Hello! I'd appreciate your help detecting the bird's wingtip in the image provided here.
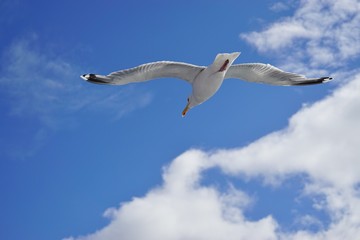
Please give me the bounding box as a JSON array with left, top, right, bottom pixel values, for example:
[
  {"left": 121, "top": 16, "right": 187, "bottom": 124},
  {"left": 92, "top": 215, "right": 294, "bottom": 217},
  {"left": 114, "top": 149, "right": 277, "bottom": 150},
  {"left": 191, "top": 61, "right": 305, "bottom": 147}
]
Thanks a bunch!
[
  {"left": 323, "top": 77, "right": 333, "bottom": 82},
  {"left": 322, "top": 77, "right": 333, "bottom": 83},
  {"left": 292, "top": 76, "right": 333, "bottom": 86},
  {"left": 80, "top": 74, "right": 96, "bottom": 81}
]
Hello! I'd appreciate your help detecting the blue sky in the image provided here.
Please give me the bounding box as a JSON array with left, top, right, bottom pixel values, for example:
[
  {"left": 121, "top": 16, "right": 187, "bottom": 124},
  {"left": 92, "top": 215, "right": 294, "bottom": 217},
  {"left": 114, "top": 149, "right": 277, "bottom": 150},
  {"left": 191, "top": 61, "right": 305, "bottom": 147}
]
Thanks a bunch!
[{"left": 1, "top": 0, "right": 360, "bottom": 239}]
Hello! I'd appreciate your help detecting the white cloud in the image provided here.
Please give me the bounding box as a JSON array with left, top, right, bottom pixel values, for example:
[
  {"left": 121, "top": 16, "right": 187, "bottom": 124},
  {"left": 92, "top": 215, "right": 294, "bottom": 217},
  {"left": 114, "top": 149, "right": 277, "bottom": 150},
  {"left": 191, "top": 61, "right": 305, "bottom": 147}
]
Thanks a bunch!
[
  {"left": 66, "top": 73, "right": 360, "bottom": 239},
  {"left": 213, "top": 74, "right": 360, "bottom": 188},
  {"left": 241, "top": 0, "right": 360, "bottom": 68},
  {"left": 65, "top": 151, "right": 279, "bottom": 240}
]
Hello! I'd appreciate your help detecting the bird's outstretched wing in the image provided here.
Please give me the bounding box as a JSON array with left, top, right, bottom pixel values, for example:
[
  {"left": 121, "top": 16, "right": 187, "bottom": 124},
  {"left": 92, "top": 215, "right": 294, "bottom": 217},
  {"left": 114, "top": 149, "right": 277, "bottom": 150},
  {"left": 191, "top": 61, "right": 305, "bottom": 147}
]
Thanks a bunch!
[
  {"left": 225, "top": 63, "right": 332, "bottom": 86},
  {"left": 81, "top": 61, "right": 205, "bottom": 85}
]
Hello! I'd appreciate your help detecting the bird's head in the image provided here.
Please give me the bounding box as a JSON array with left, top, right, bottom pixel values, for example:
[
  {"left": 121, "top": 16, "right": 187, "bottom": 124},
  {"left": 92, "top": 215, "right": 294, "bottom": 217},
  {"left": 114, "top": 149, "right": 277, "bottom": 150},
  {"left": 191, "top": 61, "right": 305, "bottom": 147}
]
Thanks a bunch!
[
  {"left": 212, "top": 52, "right": 241, "bottom": 73},
  {"left": 182, "top": 95, "right": 200, "bottom": 117}
]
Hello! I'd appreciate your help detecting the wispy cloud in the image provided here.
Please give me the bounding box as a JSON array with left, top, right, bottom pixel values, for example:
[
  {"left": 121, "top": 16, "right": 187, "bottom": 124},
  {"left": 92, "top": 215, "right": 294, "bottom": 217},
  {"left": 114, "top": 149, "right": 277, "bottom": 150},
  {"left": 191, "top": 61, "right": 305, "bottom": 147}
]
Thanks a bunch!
[
  {"left": 269, "top": 1, "right": 292, "bottom": 12},
  {"left": 1, "top": 34, "right": 74, "bottom": 118},
  {"left": 0, "top": 35, "right": 152, "bottom": 158},
  {"left": 270, "top": 2, "right": 289, "bottom": 12}
]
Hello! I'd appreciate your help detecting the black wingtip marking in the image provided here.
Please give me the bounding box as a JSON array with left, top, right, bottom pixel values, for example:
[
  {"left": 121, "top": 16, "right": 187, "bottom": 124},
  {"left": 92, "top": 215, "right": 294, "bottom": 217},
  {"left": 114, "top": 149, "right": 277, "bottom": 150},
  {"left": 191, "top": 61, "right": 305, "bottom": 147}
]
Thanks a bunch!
[
  {"left": 81, "top": 73, "right": 96, "bottom": 81},
  {"left": 294, "top": 77, "right": 333, "bottom": 86},
  {"left": 320, "top": 77, "right": 333, "bottom": 81},
  {"left": 86, "top": 74, "right": 109, "bottom": 84}
]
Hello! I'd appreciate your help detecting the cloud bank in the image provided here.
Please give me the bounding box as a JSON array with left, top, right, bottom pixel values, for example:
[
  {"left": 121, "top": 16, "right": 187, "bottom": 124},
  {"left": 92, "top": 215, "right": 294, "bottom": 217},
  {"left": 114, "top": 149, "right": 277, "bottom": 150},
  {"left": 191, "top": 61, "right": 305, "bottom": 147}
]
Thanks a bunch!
[{"left": 66, "top": 73, "right": 360, "bottom": 240}]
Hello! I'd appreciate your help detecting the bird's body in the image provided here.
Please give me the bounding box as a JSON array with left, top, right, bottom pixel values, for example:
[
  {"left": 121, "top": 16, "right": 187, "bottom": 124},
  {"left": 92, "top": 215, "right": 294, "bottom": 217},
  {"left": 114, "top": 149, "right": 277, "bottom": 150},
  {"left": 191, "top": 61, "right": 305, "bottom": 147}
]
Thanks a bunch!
[
  {"left": 192, "top": 67, "right": 223, "bottom": 103},
  {"left": 81, "top": 52, "right": 332, "bottom": 116},
  {"left": 186, "top": 52, "right": 239, "bottom": 114}
]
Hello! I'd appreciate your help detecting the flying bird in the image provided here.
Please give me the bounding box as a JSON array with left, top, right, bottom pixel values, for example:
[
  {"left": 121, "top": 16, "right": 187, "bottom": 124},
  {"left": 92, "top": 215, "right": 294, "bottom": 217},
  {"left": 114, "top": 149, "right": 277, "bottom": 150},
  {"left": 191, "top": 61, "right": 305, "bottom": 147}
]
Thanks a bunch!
[{"left": 81, "top": 52, "right": 332, "bottom": 116}]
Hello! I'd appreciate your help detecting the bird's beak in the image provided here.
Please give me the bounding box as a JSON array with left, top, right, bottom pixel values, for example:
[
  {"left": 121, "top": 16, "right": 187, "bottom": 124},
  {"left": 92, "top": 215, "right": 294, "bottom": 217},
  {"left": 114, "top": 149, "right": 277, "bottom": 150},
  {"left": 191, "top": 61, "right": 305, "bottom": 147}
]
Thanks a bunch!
[{"left": 182, "top": 103, "right": 190, "bottom": 117}]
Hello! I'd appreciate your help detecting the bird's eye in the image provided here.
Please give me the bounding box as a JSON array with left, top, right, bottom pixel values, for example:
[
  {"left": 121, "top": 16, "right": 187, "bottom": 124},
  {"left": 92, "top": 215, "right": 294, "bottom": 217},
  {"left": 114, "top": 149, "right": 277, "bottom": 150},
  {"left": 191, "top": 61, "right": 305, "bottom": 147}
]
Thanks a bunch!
[{"left": 187, "top": 97, "right": 190, "bottom": 102}]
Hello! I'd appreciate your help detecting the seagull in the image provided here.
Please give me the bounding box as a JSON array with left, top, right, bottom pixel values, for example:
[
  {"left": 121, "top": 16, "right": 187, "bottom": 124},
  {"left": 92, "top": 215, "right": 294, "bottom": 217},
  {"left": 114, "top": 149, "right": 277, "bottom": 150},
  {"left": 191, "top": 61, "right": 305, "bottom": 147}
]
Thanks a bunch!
[{"left": 81, "top": 52, "right": 332, "bottom": 116}]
